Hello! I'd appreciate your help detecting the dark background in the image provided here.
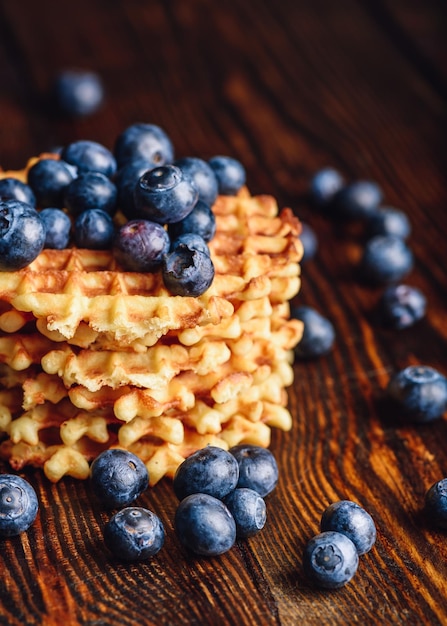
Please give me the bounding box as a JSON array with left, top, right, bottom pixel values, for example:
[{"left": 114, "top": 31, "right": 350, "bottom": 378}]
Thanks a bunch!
[{"left": 0, "top": 1, "right": 447, "bottom": 624}]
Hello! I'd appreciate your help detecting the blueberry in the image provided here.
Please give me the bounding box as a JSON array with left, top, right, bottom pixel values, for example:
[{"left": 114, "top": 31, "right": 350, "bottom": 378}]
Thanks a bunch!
[
  {"left": 168, "top": 200, "right": 216, "bottom": 243},
  {"left": 65, "top": 172, "right": 118, "bottom": 216},
  {"left": 134, "top": 165, "right": 198, "bottom": 224},
  {"left": 377, "top": 284, "right": 426, "bottom": 330},
  {"left": 90, "top": 449, "right": 149, "bottom": 508},
  {"left": 386, "top": 365, "right": 447, "bottom": 423},
  {"left": 298, "top": 222, "right": 318, "bottom": 263},
  {"left": 115, "top": 159, "right": 153, "bottom": 219},
  {"left": 0, "top": 200, "right": 45, "bottom": 270},
  {"left": 333, "top": 180, "right": 383, "bottom": 220},
  {"left": 53, "top": 69, "right": 104, "bottom": 117},
  {"left": 291, "top": 305, "right": 335, "bottom": 359},
  {"left": 114, "top": 122, "right": 174, "bottom": 169},
  {"left": 173, "top": 446, "right": 239, "bottom": 501},
  {"left": 39, "top": 208, "right": 71, "bottom": 249},
  {"left": 229, "top": 444, "right": 278, "bottom": 497},
  {"left": 0, "top": 474, "right": 39, "bottom": 537},
  {"left": 309, "top": 167, "right": 344, "bottom": 209},
  {"left": 303, "top": 531, "right": 359, "bottom": 589},
  {"left": 104, "top": 506, "right": 164, "bottom": 561},
  {"left": 170, "top": 233, "right": 210, "bottom": 257},
  {"left": 174, "top": 493, "right": 236, "bottom": 556},
  {"left": 366, "top": 206, "right": 411, "bottom": 240},
  {"left": 61, "top": 140, "right": 117, "bottom": 178},
  {"left": 113, "top": 219, "right": 170, "bottom": 272},
  {"left": 0, "top": 178, "right": 36, "bottom": 207},
  {"left": 359, "top": 235, "right": 414, "bottom": 284},
  {"left": 223, "top": 488, "right": 266, "bottom": 538},
  {"left": 208, "top": 156, "right": 246, "bottom": 195},
  {"left": 74, "top": 209, "right": 115, "bottom": 249},
  {"left": 320, "top": 500, "right": 376, "bottom": 555},
  {"left": 174, "top": 157, "right": 219, "bottom": 206},
  {"left": 27, "top": 158, "right": 75, "bottom": 207},
  {"left": 425, "top": 478, "right": 447, "bottom": 530},
  {"left": 162, "top": 244, "right": 214, "bottom": 297}
]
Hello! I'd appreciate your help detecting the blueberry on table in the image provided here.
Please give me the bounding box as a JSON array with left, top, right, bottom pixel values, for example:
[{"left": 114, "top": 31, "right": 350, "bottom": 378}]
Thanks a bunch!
[
  {"left": 386, "top": 365, "right": 447, "bottom": 423},
  {"left": 309, "top": 167, "right": 344, "bottom": 210},
  {"left": 173, "top": 446, "right": 239, "bottom": 501},
  {"left": 174, "top": 493, "right": 236, "bottom": 556},
  {"left": 377, "top": 284, "right": 426, "bottom": 330},
  {"left": 134, "top": 165, "right": 198, "bottom": 224},
  {"left": 64, "top": 172, "right": 118, "bottom": 216},
  {"left": 27, "top": 158, "right": 76, "bottom": 208},
  {"left": 303, "top": 531, "right": 359, "bottom": 589},
  {"left": 114, "top": 122, "right": 174, "bottom": 169},
  {"left": 291, "top": 305, "right": 335, "bottom": 359},
  {"left": 115, "top": 158, "right": 153, "bottom": 219},
  {"left": 366, "top": 206, "right": 411, "bottom": 240},
  {"left": 223, "top": 488, "right": 267, "bottom": 538},
  {"left": 104, "top": 507, "right": 165, "bottom": 561},
  {"left": 162, "top": 243, "right": 214, "bottom": 297},
  {"left": 229, "top": 444, "right": 278, "bottom": 497},
  {"left": 333, "top": 180, "right": 383, "bottom": 220},
  {"left": 425, "top": 478, "right": 447, "bottom": 530},
  {"left": 74, "top": 209, "right": 115, "bottom": 250},
  {"left": 168, "top": 200, "right": 216, "bottom": 243},
  {"left": 61, "top": 140, "right": 117, "bottom": 178},
  {"left": 208, "top": 156, "right": 246, "bottom": 195},
  {"left": 39, "top": 208, "right": 71, "bottom": 249},
  {"left": 0, "top": 474, "right": 39, "bottom": 537},
  {"left": 298, "top": 222, "right": 318, "bottom": 263},
  {"left": 0, "top": 200, "right": 46, "bottom": 270},
  {"left": 174, "top": 157, "right": 219, "bottom": 206},
  {"left": 90, "top": 449, "right": 149, "bottom": 509},
  {"left": 0, "top": 177, "right": 36, "bottom": 207},
  {"left": 320, "top": 500, "right": 376, "bottom": 555},
  {"left": 113, "top": 219, "right": 170, "bottom": 272},
  {"left": 53, "top": 69, "right": 104, "bottom": 117},
  {"left": 359, "top": 235, "right": 414, "bottom": 284}
]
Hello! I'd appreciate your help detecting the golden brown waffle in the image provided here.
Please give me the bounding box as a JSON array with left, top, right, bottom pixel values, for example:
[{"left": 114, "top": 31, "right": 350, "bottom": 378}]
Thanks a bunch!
[
  {"left": 0, "top": 380, "right": 292, "bottom": 484},
  {"left": 0, "top": 168, "right": 301, "bottom": 342},
  {"left": 0, "top": 322, "right": 298, "bottom": 485},
  {"left": 0, "top": 158, "right": 303, "bottom": 483}
]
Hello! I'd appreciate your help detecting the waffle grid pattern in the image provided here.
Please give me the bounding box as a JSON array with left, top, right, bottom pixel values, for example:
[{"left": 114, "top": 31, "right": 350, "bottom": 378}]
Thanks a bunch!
[{"left": 0, "top": 161, "right": 302, "bottom": 483}]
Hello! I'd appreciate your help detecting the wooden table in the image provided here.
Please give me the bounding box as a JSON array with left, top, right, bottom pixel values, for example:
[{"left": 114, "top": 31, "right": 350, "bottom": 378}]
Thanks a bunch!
[{"left": 0, "top": 1, "right": 446, "bottom": 624}]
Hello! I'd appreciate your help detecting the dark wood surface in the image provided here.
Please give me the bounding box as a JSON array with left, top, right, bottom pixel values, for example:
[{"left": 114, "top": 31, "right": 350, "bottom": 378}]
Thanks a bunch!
[{"left": 1, "top": 0, "right": 447, "bottom": 624}]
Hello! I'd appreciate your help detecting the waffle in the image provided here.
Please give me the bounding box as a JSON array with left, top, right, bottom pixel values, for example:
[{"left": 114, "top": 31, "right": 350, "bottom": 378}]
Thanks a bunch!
[{"left": 0, "top": 159, "right": 303, "bottom": 483}]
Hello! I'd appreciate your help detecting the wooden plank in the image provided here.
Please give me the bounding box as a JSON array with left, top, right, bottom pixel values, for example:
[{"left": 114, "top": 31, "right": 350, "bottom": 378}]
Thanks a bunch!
[{"left": 0, "top": 0, "right": 446, "bottom": 623}]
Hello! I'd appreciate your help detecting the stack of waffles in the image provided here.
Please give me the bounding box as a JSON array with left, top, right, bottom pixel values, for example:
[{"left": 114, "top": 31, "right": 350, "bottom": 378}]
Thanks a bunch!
[{"left": 0, "top": 160, "right": 303, "bottom": 485}]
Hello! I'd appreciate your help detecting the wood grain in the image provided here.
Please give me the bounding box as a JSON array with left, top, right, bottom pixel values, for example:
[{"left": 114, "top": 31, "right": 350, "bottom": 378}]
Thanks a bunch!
[{"left": 0, "top": 0, "right": 446, "bottom": 623}]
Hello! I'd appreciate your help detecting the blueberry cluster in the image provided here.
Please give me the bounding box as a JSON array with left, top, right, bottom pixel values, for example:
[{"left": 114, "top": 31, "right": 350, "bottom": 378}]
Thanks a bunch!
[
  {"left": 305, "top": 167, "right": 447, "bottom": 424},
  {"left": 0, "top": 123, "right": 247, "bottom": 298},
  {"left": 90, "top": 449, "right": 165, "bottom": 561},
  {"left": 305, "top": 167, "right": 447, "bottom": 566},
  {"left": 88, "top": 444, "right": 276, "bottom": 561},
  {"left": 292, "top": 166, "right": 428, "bottom": 359},
  {"left": 173, "top": 444, "right": 278, "bottom": 556},
  {"left": 309, "top": 166, "right": 424, "bottom": 329},
  {"left": 303, "top": 500, "right": 376, "bottom": 589},
  {"left": 0, "top": 474, "right": 39, "bottom": 537}
]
